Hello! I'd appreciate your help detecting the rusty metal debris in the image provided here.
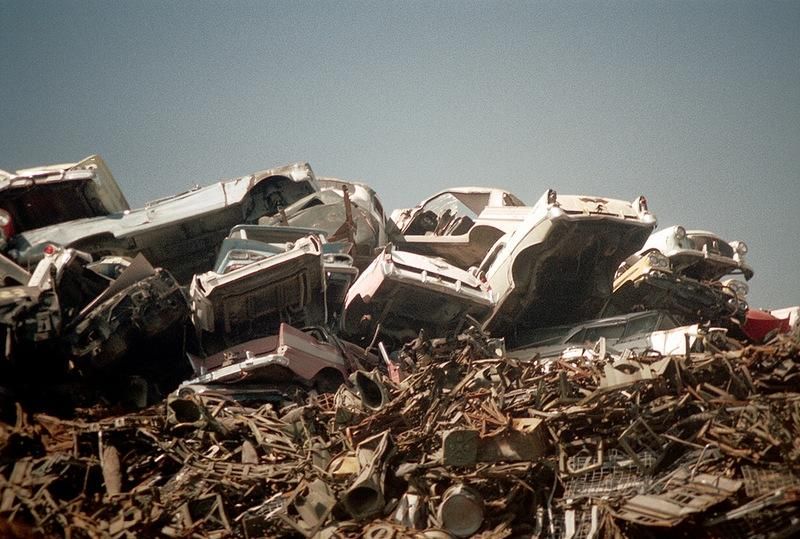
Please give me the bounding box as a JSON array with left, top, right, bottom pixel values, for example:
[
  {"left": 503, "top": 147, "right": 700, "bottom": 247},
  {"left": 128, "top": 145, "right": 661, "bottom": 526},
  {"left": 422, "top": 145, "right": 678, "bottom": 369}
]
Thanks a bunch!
[
  {"left": 1, "top": 330, "right": 798, "bottom": 537},
  {"left": 1, "top": 158, "right": 799, "bottom": 537}
]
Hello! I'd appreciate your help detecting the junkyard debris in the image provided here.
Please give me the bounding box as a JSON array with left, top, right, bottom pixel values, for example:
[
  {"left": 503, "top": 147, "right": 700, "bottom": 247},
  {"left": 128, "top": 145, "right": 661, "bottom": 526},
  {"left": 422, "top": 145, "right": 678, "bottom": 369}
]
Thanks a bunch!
[{"left": 1, "top": 157, "right": 799, "bottom": 538}]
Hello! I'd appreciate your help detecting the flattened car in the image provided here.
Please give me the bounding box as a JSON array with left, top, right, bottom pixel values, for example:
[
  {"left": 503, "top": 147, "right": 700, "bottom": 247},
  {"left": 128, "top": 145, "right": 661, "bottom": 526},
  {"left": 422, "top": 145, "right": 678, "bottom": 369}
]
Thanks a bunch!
[
  {"left": 181, "top": 323, "right": 377, "bottom": 403},
  {"left": 191, "top": 225, "right": 358, "bottom": 354},
  {"left": 8, "top": 162, "right": 320, "bottom": 282},
  {"left": 0, "top": 155, "right": 129, "bottom": 250},
  {"left": 342, "top": 245, "right": 494, "bottom": 344}
]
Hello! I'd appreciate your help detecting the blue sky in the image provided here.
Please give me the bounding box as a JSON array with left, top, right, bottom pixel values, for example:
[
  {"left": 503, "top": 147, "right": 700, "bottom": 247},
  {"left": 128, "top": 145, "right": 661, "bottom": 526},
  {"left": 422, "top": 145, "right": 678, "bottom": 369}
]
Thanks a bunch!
[{"left": 1, "top": 1, "right": 798, "bottom": 308}]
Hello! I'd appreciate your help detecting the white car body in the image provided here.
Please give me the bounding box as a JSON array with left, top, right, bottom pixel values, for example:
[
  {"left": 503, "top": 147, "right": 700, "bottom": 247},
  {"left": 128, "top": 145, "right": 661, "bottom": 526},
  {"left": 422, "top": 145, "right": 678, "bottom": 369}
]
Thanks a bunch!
[
  {"left": 634, "top": 225, "right": 753, "bottom": 281},
  {"left": 0, "top": 155, "right": 130, "bottom": 233},
  {"left": 382, "top": 187, "right": 657, "bottom": 341},
  {"left": 342, "top": 245, "right": 493, "bottom": 343},
  {"left": 191, "top": 231, "right": 326, "bottom": 353},
  {"left": 11, "top": 162, "right": 319, "bottom": 282},
  {"left": 478, "top": 190, "right": 656, "bottom": 336}
]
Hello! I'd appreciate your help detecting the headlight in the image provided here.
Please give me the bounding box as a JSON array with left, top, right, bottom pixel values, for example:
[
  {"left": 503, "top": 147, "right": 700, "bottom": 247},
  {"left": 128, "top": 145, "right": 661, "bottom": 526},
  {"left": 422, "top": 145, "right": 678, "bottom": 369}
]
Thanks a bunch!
[
  {"left": 646, "top": 251, "right": 670, "bottom": 269},
  {"left": 0, "top": 210, "right": 10, "bottom": 227},
  {"left": 732, "top": 241, "right": 748, "bottom": 256},
  {"left": 723, "top": 279, "right": 749, "bottom": 298},
  {"left": 674, "top": 226, "right": 686, "bottom": 241}
]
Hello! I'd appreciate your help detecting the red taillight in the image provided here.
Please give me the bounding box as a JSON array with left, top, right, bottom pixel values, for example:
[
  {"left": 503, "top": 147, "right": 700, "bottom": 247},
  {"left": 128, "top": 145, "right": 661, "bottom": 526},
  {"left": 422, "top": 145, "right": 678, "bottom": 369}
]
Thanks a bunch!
[
  {"left": 43, "top": 244, "right": 57, "bottom": 255},
  {"left": 0, "top": 209, "right": 14, "bottom": 240}
]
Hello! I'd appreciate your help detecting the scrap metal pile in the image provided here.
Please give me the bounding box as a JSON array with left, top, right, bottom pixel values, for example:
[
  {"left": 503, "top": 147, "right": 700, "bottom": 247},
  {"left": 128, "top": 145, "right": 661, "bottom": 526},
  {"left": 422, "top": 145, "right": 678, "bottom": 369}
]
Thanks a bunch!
[
  {"left": 2, "top": 330, "right": 799, "bottom": 538},
  {"left": 1, "top": 157, "right": 798, "bottom": 537}
]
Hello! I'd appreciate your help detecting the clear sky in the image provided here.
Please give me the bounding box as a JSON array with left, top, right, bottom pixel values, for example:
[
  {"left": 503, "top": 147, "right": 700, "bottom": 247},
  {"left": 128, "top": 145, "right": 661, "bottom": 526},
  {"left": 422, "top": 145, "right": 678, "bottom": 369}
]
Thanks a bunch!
[{"left": 1, "top": 1, "right": 798, "bottom": 309}]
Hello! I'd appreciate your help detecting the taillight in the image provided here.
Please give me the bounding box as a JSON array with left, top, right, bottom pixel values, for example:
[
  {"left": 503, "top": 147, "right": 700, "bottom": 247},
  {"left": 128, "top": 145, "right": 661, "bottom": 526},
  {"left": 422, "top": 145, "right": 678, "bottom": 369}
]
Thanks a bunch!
[{"left": 0, "top": 209, "right": 14, "bottom": 241}]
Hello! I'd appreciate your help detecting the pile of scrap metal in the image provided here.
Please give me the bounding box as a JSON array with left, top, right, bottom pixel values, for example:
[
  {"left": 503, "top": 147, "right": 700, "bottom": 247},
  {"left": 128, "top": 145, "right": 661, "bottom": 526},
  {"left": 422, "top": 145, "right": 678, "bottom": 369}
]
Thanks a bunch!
[
  {"left": 0, "top": 158, "right": 379, "bottom": 414},
  {"left": 1, "top": 327, "right": 798, "bottom": 538},
  {"left": 0, "top": 248, "right": 190, "bottom": 411},
  {"left": 2, "top": 154, "right": 799, "bottom": 537}
]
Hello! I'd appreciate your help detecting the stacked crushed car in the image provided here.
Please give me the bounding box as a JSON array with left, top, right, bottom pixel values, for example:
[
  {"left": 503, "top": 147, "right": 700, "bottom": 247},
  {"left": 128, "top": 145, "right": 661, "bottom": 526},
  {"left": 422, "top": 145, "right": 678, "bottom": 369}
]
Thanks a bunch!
[{"left": 1, "top": 156, "right": 798, "bottom": 537}]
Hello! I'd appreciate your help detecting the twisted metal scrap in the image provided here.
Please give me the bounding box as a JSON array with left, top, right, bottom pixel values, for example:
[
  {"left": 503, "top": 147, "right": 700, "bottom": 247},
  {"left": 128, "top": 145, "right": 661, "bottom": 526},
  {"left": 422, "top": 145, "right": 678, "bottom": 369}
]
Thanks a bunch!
[{"left": 1, "top": 332, "right": 799, "bottom": 537}]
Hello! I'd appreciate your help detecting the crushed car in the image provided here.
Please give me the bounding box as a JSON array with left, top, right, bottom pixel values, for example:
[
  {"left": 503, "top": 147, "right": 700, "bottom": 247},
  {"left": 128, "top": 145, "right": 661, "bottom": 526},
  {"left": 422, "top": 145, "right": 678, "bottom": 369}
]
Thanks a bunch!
[
  {"left": 391, "top": 187, "right": 526, "bottom": 236},
  {"left": 606, "top": 248, "right": 748, "bottom": 324},
  {"left": 477, "top": 190, "right": 656, "bottom": 339},
  {"left": 180, "top": 323, "right": 378, "bottom": 403},
  {"left": 342, "top": 244, "right": 494, "bottom": 344},
  {"left": 0, "top": 155, "right": 129, "bottom": 251},
  {"left": 0, "top": 247, "right": 189, "bottom": 411},
  {"left": 620, "top": 224, "right": 753, "bottom": 282},
  {"left": 508, "top": 309, "right": 730, "bottom": 361},
  {"left": 370, "top": 188, "right": 656, "bottom": 344},
  {"left": 260, "top": 177, "right": 400, "bottom": 271},
  {"left": 6, "top": 162, "right": 320, "bottom": 282},
  {"left": 190, "top": 225, "right": 358, "bottom": 355},
  {"left": 65, "top": 255, "right": 191, "bottom": 395},
  {"left": 391, "top": 187, "right": 528, "bottom": 269}
]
